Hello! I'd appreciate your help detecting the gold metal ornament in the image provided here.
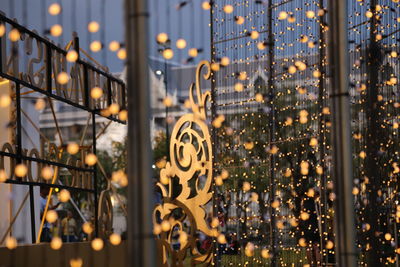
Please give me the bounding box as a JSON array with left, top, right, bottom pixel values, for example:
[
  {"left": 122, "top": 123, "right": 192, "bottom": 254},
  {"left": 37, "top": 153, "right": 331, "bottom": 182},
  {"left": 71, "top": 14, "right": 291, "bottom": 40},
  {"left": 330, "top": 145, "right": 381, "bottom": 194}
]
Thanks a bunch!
[{"left": 154, "top": 61, "right": 214, "bottom": 266}]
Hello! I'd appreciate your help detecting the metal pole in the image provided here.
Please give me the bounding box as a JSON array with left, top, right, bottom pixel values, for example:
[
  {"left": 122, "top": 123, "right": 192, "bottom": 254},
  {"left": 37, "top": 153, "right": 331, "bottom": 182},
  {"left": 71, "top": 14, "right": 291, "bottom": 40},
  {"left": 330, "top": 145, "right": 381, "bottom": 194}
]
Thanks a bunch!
[
  {"left": 125, "top": 0, "right": 156, "bottom": 266},
  {"left": 327, "top": 0, "right": 357, "bottom": 266}
]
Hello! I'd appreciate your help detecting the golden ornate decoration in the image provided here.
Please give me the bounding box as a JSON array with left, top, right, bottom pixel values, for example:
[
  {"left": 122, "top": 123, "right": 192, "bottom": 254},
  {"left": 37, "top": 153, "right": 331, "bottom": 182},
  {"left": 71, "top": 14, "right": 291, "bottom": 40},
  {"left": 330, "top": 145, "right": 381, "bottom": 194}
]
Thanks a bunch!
[{"left": 153, "top": 60, "right": 214, "bottom": 266}]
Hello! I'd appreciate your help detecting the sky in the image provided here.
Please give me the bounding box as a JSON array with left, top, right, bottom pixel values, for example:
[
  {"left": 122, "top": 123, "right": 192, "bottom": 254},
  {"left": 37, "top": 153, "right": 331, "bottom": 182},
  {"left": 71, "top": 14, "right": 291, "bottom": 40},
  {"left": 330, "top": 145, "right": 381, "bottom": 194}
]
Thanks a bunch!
[{"left": 0, "top": 0, "right": 211, "bottom": 73}]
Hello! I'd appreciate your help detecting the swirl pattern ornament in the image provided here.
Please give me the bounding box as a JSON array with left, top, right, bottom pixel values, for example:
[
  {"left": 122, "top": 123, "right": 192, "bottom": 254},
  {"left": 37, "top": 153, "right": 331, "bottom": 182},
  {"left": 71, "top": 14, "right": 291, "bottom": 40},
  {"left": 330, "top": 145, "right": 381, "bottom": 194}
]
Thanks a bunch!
[{"left": 153, "top": 61, "right": 215, "bottom": 266}]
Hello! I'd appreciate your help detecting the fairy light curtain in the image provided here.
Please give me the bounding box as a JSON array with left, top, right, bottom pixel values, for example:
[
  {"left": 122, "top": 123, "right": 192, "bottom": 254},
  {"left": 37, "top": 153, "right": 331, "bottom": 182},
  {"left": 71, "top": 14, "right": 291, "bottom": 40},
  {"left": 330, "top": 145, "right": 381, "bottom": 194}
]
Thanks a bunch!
[{"left": 210, "top": 0, "right": 400, "bottom": 266}]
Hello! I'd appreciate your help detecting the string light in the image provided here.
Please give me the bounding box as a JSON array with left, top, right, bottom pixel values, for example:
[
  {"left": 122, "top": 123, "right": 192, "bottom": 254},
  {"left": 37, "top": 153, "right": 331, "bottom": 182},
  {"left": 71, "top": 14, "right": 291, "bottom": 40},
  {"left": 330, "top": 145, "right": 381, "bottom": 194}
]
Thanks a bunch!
[
  {"left": 48, "top": 3, "right": 61, "bottom": 16},
  {"left": 109, "top": 41, "right": 120, "bottom": 52},
  {"left": 50, "top": 24, "right": 63, "bottom": 37},
  {"left": 66, "top": 50, "right": 78, "bottom": 62},
  {"left": 88, "top": 21, "right": 100, "bottom": 33}
]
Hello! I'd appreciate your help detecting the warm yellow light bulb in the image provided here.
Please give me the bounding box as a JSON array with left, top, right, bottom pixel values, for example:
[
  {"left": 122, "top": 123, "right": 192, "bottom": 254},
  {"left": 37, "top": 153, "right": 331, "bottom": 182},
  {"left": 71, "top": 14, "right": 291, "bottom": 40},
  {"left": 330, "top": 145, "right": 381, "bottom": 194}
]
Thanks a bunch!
[
  {"left": 90, "top": 41, "right": 102, "bottom": 52},
  {"left": 35, "top": 98, "right": 46, "bottom": 110},
  {"left": 217, "top": 234, "right": 227, "bottom": 244},
  {"left": 9, "top": 29, "right": 20, "bottom": 42},
  {"left": 51, "top": 237, "right": 62, "bottom": 250},
  {"left": 88, "top": 21, "right": 100, "bottom": 33},
  {"left": 46, "top": 210, "right": 58, "bottom": 223},
  {"left": 119, "top": 110, "right": 128, "bottom": 121},
  {"left": 176, "top": 39, "right": 187, "bottom": 49},
  {"left": 0, "top": 24, "right": 5, "bottom": 37},
  {"left": 278, "top": 11, "right": 288, "bottom": 20},
  {"left": 0, "top": 95, "right": 11, "bottom": 108},
  {"left": 91, "top": 87, "right": 103, "bottom": 99},
  {"left": 67, "top": 143, "right": 79, "bottom": 154},
  {"left": 163, "top": 48, "right": 174, "bottom": 59},
  {"left": 306, "top": 10, "right": 315, "bottom": 18},
  {"left": 261, "top": 248, "right": 270, "bottom": 259},
  {"left": 202, "top": 1, "right": 211, "bottom": 10},
  {"left": 234, "top": 82, "right": 244, "bottom": 92},
  {"left": 245, "top": 242, "right": 254, "bottom": 257},
  {"left": 48, "top": 3, "right": 61, "bottom": 16},
  {"left": 110, "top": 233, "right": 121, "bottom": 245},
  {"left": 157, "top": 33, "right": 168, "bottom": 43},
  {"left": 57, "top": 72, "right": 69, "bottom": 85},
  {"left": 91, "top": 238, "right": 104, "bottom": 251},
  {"left": 50, "top": 24, "right": 63, "bottom": 37},
  {"left": 117, "top": 48, "right": 127, "bottom": 60},
  {"left": 82, "top": 222, "right": 93, "bottom": 234},
  {"left": 66, "top": 50, "right": 78, "bottom": 62},
  {"left": 58, "top": 189, "right": 71, "bottom": 202},
  {"left": 109, "top": 41, "right": 120, "bottom": 52},
  {"left": 188, "top": 48, "right": 198, "bottom": 57},
  {"left": 85, "top": 153, "right": 97, "bottom": 166},
  {"left": 215, "top": 176, "right": 223, "bottom": 186},
  {"left": 109, "top": 103, "right": 120, "bottom": 114},
  {"left": 0, "top": 169, "right": 7, "bottom": 182},
  {"left": 223, "top": 5, "right": 234, "bottom": 14},
  {"left": 163, "top": 96, "right": 173, "bottom": 107},
  {"left": 250, "top": 31, "right": 259, "bottom": 39},
  {"left": 15, "top": 164, "right": 27, "bottom": 177},
  {"left": 257, "top": 42, "right": 266, "bottom": 50},
  {"left": 6, "top": 236, "right": 17, "bottom": 250},
  {"left": 41, "top": 166, "right": 54, "bottom": 180},
  {"left": 313, "top": 70, "right": 321, "bottom": 78},
  {"left": 242, "top": 181, "right": 251, "bottom": 192},
  {"left": 365, "top": 11, "right": 373, "bottom": 18},
  {"left": 220, "top": 57, "right": 230, "bottom": 66},
  {"left": 235, "top": 16, "right": 245, "bottom": 25}
]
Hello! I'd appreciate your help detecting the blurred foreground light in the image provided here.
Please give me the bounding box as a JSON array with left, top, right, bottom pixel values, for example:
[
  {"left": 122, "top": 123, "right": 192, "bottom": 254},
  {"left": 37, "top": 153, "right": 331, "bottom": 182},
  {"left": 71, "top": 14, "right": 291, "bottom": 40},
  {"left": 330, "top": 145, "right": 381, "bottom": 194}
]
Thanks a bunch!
[
  {"left": 66, "top": 50, "right": 78, "bottom": 62},
  {"left": 109, "top": 103, "right": 120, "bottom": 115},
  {"left": 35, "top": 98, "right": 46, "bottom": 110},
  {"left": 202, "top": 1, "right": 211, "bottom": 10},
  {"left": 188, "top": 48, "right": 198, "bottom": 57},
  {"left": 223, "top": 5, "right": 234, "bottom": 14},
  {"left": 157, "top": 33, "right": 168, "bottom": 43},
  {"left": 90, "top": 41, "right": 102, "bottom": 52},
  {"left": 6, "top": 236, "right": 17, "bottom": 250},
  {"left": 176, "top": 39, "right": 187, "bottom": 49},
  {"left": 50, "top": 24, "right": 63, "bottom": 37},
  {"left": 58, "top": 189, "right": 71, "bottom": 202},
  {"left": 70, "top": 258, "right": 83, "bottom": 267},
  {"left": 57, "top": 72, "right": 69, "bottom": 85},
  {"left": 41, "top": 166, "right": 54, "bottom": 180},
  {"left": 85, "top": 153, "right": 97, "bottom": 166},
  {"left": 109, "top": 41, "right": 120, "bottom": 52},
  {"left": 9, "top": 29, "right": 20, "bottom": 42},
  {"left": 117, "top": 48, "right": 127, "bottom": 60},
  {"left": 0, "top": 24, "right": 5, "bottom": 37},
  {"left": 163, "top": 49, "right": 174, "bottom": 60},
  {"left": 90, "top": 87, "right": 103, "bottom": 99},
  {"left": 88, "top": 21, "right": 100, "bottom": 33},
  {"left": 51, "top": 237, "right": 63, "bottom": 250},
  {"left": 46, "top": 210, "right": 58, "bottom": 223},
  {"left": 48, "top": 3, "right": 61, "bottom": 15},
  {"left": 0, "top": 169, "right": 7, "bottom": 182},
  {"left": 15, "top": 164, "right": 27, "bottom": 177},
  {"left": 67, "top": 143, "right": 79, "bottom": 155},
  {"left": 109, "top": 233, "right": 121, "bottom": 246},
  {"left": 119, "top": 110, "right": 128, "bottom": 121},
  {"left": 0, "top": 95, "right": 11, "bottom": 107},
  {"left": 82, "top": 222, "right": 93, "bottom": 234},
  {"left": 91, "top": 238, "right": 104, "bottom": 251}
]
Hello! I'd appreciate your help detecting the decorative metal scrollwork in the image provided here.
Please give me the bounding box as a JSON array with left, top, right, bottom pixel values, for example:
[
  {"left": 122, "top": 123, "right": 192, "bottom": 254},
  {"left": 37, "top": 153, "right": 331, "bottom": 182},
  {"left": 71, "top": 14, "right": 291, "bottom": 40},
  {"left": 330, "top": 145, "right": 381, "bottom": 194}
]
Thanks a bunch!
[{"left": 154, "top": 60, "right": 214, "bottom": 266}]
